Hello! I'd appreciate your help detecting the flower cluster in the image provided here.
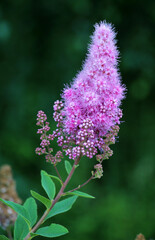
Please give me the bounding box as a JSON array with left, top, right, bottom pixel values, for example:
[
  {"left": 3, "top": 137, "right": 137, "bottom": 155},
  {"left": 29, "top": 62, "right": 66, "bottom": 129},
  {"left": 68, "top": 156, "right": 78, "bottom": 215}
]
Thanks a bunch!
[
  {"left": 36, "top": 21, "right": 125, "bottom": 178},
  {"left": 36, "top": 106, "right": 119, "bottom": 164},
  {"left": 35, "top": 110, "right": 63, "bottom": 165},
  {"left": 62, "top": 22, "right": 125, "bottom": 139},
  {"left": 92, "top": 163, "right": 104, "bottom": 179}
]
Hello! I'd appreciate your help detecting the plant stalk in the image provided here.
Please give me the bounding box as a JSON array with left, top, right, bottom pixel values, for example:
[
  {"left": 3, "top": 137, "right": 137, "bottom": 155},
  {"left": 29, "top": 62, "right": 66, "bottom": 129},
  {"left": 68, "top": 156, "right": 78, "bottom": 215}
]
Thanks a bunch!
[
  {"left": 24, "top": 156, "right": 80, "bottom": 240},
  {"left": 54, "top": 165, "right": 63, "bottom": 183},
  {"left": 68, "top": 175, "right": 94, "bottom": 193}
]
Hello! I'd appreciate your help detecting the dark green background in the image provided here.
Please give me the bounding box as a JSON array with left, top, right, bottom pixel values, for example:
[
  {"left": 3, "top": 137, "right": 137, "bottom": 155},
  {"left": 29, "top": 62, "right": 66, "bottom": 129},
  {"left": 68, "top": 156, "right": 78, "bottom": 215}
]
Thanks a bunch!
[{"left": 0, "top": 0, "right": 155, "bottom": 239}]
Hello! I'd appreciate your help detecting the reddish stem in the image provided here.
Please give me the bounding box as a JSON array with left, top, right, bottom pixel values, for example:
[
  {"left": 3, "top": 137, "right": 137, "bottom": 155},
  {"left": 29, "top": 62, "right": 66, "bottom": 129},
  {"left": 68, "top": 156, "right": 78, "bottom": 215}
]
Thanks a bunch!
[
  {"left": 68, "top": 175, "right": 94, "bottom": 193},
  {"left": 54, "top": 165, "right": 63, "bottom": 183},
  {"left": 24, "top": 156, "right": 80, "bottom": 240}
]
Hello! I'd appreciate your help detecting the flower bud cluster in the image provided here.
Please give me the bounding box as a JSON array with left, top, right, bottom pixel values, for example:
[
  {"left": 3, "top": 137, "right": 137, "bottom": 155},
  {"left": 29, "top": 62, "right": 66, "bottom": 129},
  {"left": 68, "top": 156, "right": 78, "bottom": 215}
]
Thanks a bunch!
[
  {"left": 35, "top": 110, "right": 63, "bottom": 165},
  {"left": 53, "top": 100, "right": 64, "bottom": 126},
  {"left": 36, "top": 110, "right": 47, "bottom": 126},
  {"left": 55, "top": 116, "right": 98, "bottom": 160},
  {"left": 45, "top": 151, "right": 63, "bottom": 165},
  {"left": 92, "top": 163, "right": 103, "bottom": 179},
  {"left": 36, "top": 102, "right": 120, "bottom": 171},
  {"left": 96, "top": 125, "right": 119, "bottom": 162}
]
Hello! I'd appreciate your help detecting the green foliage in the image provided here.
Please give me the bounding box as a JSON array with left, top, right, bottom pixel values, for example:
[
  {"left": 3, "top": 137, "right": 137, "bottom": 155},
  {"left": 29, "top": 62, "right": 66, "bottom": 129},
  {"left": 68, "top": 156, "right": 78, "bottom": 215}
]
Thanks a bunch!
[
  {"left": 35, "top": 224, "right": 68, "bottom": 238},
  {"left": 45, "top": 196, "right": 78, "bottom": 221},
  {"left": 31, "top": 190, "right": 52, "bottom": 209},
  {"left": 0, "top": 236, "right": 9, "bottom": 240},
  {"left": 66, "top": 190, "right": 95, "bottom": 199},
  {"left": 0, "top": 169, "right": 79, "bottom": 239},
  {"left": 41, "top": 170, "right": 56, "bottom": 200},
  {"left": 14, "top": 198, "right": 37, "bottom": 240},
  {"left": 24, "top": 198, "right": 38, "bottom": 227},
  {"left": 65, "top": 160, "right": 72, "bottom": 174},
  {"left": 14, "top": 216, "right": 29, "bottom": 240},
  {"left": 0, "top": 198, "right": 30, "bottom": 226},
  {"left": 49, "top": 175, "right": 63, "bottom": 186}
]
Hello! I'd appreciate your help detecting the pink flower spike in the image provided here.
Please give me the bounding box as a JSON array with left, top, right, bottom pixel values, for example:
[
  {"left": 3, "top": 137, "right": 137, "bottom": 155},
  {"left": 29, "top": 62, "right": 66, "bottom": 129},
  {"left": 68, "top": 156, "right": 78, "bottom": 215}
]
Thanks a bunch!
[
  {"left": 36, "top": 21, "right": 126, "bottom": 163},
  {"left": 62, "top": 21, "right": 125, "bottom": 139}
]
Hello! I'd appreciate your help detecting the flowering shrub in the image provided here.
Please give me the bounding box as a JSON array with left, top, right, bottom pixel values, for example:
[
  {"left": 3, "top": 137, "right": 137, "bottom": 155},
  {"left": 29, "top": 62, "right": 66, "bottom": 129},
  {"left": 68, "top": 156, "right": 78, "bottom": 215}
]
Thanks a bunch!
[{"left": 0, "top": 21, "right": 125, "bottom": 240}]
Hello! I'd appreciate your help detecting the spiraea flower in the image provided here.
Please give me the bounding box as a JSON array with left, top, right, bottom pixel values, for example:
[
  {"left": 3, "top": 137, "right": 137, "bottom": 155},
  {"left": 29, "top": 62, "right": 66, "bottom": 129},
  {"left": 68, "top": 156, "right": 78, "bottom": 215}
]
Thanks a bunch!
[
  {"left": 36, "top": 21, "right": 125, "bottom": 176},
  {"left": 62, "top": 22, "right": 125, "bottom": 136}
]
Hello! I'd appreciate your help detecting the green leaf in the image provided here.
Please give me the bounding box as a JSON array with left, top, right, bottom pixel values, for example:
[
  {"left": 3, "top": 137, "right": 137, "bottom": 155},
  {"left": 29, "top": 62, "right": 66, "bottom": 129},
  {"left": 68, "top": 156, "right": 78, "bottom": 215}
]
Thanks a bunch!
[
  {"left": 31, "top": 190, "right": 52, "bottom": 209},
  {"left": 0, "top": 198, "right": 30, "bottom": 226},
  {"left": 35, "top": 223, "right": 68, "bottom": 238},
  {"left": 30, "top": 232, "right": 38, "bottom": 238},
  {"left": 65, "top": 160, "right": 72, "bottom": 174},
  {"left": 41, "top": 170, "right": 56, "bottom": 200},
  {"left": 0, "top": 236, "right": 9, "bottom": 240},
  {"left": 45, "top": 196, "right": 78, "bottom": 221},
  {"left": 49, "top": 174, "right": 63, "bottom": 185},
  {"left": 24, "top": 197, "right": 37, "bottom": 227},
  {"left": 66, "top": 190, "right": 95, "bottom": 199},
  {"left": 14, "top": 215, "right": 29, "bottom": 240}
]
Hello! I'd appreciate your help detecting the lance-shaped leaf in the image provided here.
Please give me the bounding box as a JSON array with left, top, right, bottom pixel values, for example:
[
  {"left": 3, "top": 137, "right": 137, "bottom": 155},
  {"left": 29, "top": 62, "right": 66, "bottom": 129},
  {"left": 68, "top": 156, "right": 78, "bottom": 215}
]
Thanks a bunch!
[
  {"left": 41, "top": 170, "right": 56, "bottom": 200},
  {"left": 31, "top": 190, "right": 52, "bottom": 209},
  {"left": 66, "top": 190, "right": 95, "bottom": 199},
  {"left": 24, "top": 197, "right": 37, "bottom": 227},
  {"left": 14, "top": 216, "right": 29, "bottom": 240},
  {"left": 0, "top": 198, "right": 30, "bottom": 226},
  {"left": 35, "top": 223, "right": 68, "bottom": 238},
  {"left": 45, "top": 196, "right": 78, "bottom": 221},
  {"left": 65, "top": 161, "right": 72, "bottom": 174}
]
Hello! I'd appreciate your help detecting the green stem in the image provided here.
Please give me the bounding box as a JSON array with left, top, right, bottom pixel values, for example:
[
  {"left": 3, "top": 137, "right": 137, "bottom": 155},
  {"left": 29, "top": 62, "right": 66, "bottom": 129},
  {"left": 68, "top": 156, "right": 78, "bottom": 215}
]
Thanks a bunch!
[{"left": 24, "top": 156, "right": 81, "bottom": 240}]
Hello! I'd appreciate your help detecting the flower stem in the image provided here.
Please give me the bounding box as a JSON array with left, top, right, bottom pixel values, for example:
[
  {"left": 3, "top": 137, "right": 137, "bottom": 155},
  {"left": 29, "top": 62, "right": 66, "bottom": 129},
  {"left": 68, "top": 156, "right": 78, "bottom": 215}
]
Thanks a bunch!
[
  {"left": 68, "top": 174, "right": 94, "bottom": 193},
  {"left": 54, "top": 165, "right": 63, "bottom": 183},
  {"left": 24, "top": 156, "right": 80, "bottom": 240}
]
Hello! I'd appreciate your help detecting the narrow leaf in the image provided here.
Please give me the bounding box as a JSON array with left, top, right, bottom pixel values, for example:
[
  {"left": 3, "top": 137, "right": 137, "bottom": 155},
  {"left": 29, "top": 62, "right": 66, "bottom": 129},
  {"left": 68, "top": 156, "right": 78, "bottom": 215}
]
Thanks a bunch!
[
  {"left": 30, "top": 233, "right": 38, "bottom": 238},
  {"left": 41, "top": 170, "right": 56, "bottom": 200},
  {"left": 0, "top": 236, "right": 9, "bottom": 240},
  {"left": 36, "top": 223, "right": 68, "bottom": 237},
  {"left": 24, "top": 197, "right": 37, "bottom": 227},
  {"left": 49, "top": 174, "right": 63, "bottom": 185},
  {"left": 45, "top": 196, "right": 77, "bottom": 221},
  {"left": 31, "top": 190, "right": 52, "bottom": 209},
  {"left": 0, "top": 198, "right": 30, "bottom": 226},
  {"left": 65, "top": 160, "right": 72, "bottom": 174},
  {"left": 14, "top": 216, "right": 29, "bottom": 240},
  {"left": 66, "top": 190, "right": 95, "bottom": 199}
]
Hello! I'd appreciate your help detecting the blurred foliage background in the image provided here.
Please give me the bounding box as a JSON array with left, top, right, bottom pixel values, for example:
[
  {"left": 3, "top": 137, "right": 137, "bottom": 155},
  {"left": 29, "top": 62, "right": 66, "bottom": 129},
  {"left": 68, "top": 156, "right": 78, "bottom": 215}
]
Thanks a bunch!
[{"left": 0, "top": 0, "right": 155, "bottom": 239}]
